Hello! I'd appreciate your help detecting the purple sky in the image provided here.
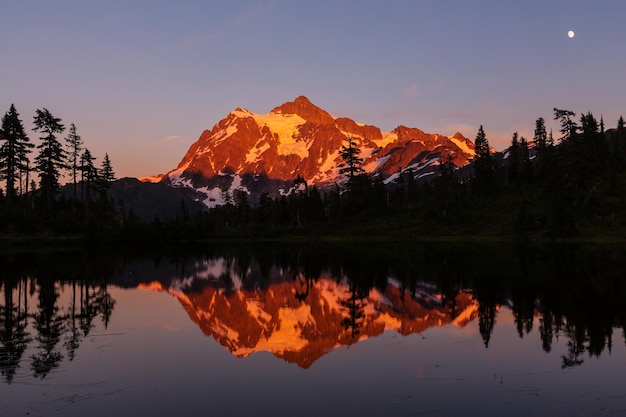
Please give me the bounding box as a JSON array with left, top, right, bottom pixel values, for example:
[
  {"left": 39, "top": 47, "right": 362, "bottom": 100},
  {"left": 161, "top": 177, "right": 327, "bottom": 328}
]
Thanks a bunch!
[{"left": 2, "top": 0, "right": 625, "bottom": 179}]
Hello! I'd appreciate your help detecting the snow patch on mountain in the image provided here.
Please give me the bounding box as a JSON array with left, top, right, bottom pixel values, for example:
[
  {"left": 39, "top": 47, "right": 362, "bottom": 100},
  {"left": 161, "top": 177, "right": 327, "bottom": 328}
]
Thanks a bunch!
[
  {"left": 374, "top": 132, "right": 399, "bottom": 148},
  {"left": 253, "top": 112, "right": 308, "bottom": 158},
  {"left": 449, "top": 135, "right": 475, "bottom": 156},
  {"left": 245, "top": 140, "right": 271, "bottom": 163}
]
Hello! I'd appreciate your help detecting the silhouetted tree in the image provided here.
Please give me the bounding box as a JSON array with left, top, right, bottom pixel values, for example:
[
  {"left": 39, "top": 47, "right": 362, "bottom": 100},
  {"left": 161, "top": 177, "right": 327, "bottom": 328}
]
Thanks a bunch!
[
  {"left": 80, "top": 148, "right": 97, "bottom": 202},
  {"left": 553, "top": 108, "right": 578, "bottom": 143},
  {"left": 65, "top": 123, "right": 83, "bottom": 200},
  {"left": 519, "top": 136, "right": 532, "bottom": 183},
  {"left": 472, "top": 125, "right": 496, "bottom": 194},
  {"left": 97, "top": 152, "right": 115, "bottom": 198},
  {"left": 613, "top": 116, "right": 626, "bottom": 166},
  {"left": 33, "top": 108, "right": 66, "bottom": 208},
  {"left": 508, "top": 132, "right": 520, "bottom": 184},
  {"left": 0, "top": 105, "right": 33, "bottom": 205},
  {"left": 338, "top": 136, "right": 364, "bottom": 185}
]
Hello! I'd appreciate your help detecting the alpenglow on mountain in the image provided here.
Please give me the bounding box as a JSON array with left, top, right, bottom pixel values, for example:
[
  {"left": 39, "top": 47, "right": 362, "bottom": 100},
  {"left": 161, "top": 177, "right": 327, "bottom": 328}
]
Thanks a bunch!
[{"left": 142, "top": 96, "right": 476, "bottom": 207}]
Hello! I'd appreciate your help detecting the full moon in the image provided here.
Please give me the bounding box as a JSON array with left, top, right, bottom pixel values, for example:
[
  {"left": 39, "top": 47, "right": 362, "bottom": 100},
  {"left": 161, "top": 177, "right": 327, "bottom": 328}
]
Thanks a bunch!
[{"left": 568, "top": 30, "right": 575, "bottom": 38}]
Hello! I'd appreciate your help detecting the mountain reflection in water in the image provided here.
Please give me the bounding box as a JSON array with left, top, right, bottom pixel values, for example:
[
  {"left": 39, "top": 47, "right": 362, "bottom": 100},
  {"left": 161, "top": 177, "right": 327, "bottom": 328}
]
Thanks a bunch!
[
  {"left": 138, "top": 271, "right": 477, "bottom": 368},
  {"left": 1, "top": 242, "right": 625, "bottom": 386}
]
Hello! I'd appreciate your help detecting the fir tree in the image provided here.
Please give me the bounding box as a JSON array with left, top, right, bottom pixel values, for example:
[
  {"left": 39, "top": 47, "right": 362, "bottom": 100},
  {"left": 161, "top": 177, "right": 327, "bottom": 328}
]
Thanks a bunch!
[
  {"left": 65, "top": 123, "right": 83, "bottom": 200},
  {"left": 508, "top": 132, "right": 520, "bottom": 184},
  {"left": 553, "top": 108, "right": 578, "bottom": 143},
  {"left": 615, "top": 116, "right": 626, "bottom": 166},
  {"left": 98, "top": 153, "right": 115, "bottom": 197},
  {"left": 520, "top": 136, "right": 532, "bottom": 183},
  {"left": 0, "top": 105, "right": 33, "bottom": 204},
  {"left": 80, "top": 148, "right": 97, "bottom": 202},
  {"left": 33, "top": 108, "right": 66, "bottom": 207},
  {"left": 472, "top": 125, "right": 495, "bottom": 194},
  {"left": 338, "top": 136, "right": 364, "bottom": 183},
  {"left": 533, "top": 117, "right": 550, "bottom": 177}
]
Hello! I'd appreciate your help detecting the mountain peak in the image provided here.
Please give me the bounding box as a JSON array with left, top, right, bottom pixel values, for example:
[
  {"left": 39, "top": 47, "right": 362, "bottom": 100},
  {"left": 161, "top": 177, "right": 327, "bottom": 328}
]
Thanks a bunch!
[
  {"left": 145, "top": 96, "right": 478, "bottom": 208},
  {"left": 270, "top": 96, "right": 335, "bottom": 125}
]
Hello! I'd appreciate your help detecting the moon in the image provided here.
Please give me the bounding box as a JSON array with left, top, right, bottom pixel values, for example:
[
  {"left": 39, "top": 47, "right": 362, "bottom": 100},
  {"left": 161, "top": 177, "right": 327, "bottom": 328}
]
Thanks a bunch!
[{"left": 568, "top": 30, "right": 575, "bottom": 38}]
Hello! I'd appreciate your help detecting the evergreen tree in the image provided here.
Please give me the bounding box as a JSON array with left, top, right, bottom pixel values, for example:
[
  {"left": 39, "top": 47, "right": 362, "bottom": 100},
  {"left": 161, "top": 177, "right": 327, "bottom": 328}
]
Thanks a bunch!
[
  {"left": 338, "top": 136, "right": 364, "bottom": 183},
  {"left": 65, "top": 123, "right": 83, "bottom": 200},
  {"left": 0, "top": 105, "right": 33, "bottom": 204},
  {"left": 519, "top": 136, "right": 532, "bottom": 183},
  {"left": 533, "top": 117, "right": 550, "bottom": 177},
  {"left": 80, "top": 148, "right": 97, "bottom": 202},
  {"left": 472, "top": 125, "right": 495, "bottom": 194},
  {"left": 98, "top": 153, "right": 115, "bottom": 197},
  {"left": 508, "top": 132, "right": 520, "bottom": 184},
  {"left": 553, "top": 108, "right": 578, "bottom": 143},
  {"left": 615, "top": 116, "right": 626, "bottom": 166},
  {"left": 580, "top": 111, "right": 606, "bottom": 171},
  {"left": 33, "top": 109, "right": 66, "bottom": 207},
  {"left": 534, "top": 117, "right": 547, "bottom": 149}
]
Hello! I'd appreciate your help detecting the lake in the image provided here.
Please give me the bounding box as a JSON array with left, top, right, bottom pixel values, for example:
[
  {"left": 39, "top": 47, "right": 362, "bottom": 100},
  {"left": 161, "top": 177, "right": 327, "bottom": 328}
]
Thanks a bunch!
[{"left": 1, "top": 242, "right": 625, "bottom": 416}]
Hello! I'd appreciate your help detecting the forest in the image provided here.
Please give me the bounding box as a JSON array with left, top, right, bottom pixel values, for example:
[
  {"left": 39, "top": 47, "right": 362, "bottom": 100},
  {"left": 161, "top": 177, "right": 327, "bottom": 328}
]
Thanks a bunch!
[{"left": 1, "top": 104, "right": 625, "bottom": 243}]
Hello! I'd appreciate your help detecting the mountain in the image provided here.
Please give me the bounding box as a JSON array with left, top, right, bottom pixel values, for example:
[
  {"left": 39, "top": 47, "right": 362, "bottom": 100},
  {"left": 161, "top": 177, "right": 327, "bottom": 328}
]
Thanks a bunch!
[
  {"left": 108, "top": 178, "right": 206, "bottom": 222},
  {"left": 142, "top": 96, "right": 477, "bottom": 208},
  {"left": 139, "top": 271, "right": 478, "bottom": 369}
]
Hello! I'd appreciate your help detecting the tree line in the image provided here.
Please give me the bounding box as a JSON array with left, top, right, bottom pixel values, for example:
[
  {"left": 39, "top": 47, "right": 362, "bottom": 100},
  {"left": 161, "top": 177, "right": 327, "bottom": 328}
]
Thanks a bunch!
[
  {"left": 2, "top": 104, "right": 625, "bottom": 241},
  {"left": 0, "top": 104, "right": 117, "bottom": 234},
  {"left": 143, "top": 107, "right": 626, "bottom": 241}
]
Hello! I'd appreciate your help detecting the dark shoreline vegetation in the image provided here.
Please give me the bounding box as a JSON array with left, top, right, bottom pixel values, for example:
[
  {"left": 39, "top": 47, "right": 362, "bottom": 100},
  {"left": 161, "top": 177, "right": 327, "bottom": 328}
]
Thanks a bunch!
[{"left": 1, "top": 105, "right": 626, "bottom": 244}]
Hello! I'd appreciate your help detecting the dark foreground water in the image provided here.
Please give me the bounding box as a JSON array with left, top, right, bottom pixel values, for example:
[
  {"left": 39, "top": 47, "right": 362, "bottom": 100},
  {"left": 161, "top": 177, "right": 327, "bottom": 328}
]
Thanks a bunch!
[{"left": 1, "top": 242, "right": 626, "bottom": 416}]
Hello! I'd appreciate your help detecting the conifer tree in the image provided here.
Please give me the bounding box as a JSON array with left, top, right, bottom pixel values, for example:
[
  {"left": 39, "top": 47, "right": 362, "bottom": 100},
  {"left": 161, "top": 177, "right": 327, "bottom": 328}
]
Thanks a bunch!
[
  {"left": 472, "top": 125, "right": 495, "bottom": 194},
  {"left": 0, "top": 105, "right": 33, "bottom": 204},
  {"left": 98, "top": 153, "right": 115, "bottom": 197},
  {"left": 508, "top": 132, "right": 520, "bottom": 184},
  {"left": 338, "top": 136, "right": 364, "bottom": 183},
  {"left": 580, "top": 111, "right": 605, "bottom": 171},
  {"left": 553, "top": 108, "right": 578, "bottom": 143},
  {"left": 615, "top": 116, "right": 626, "bottom": 166},
  {"left": 533, "top": 117, "right": 550, "bottom": 177},
  {"left": 533, "top": 117, "right": 547, "bottom": 152},
  {"left": 33, "top": 108, "right": 66, "bottom": 207},
  {"left": 65, "top": 123, "right": 83, "bottom": 200},
  {"left": 520, "top": 136, "right": 532, "bottom": 183},
  {"left": 80, "top": 148, "right": 97, "bottom": 202}
]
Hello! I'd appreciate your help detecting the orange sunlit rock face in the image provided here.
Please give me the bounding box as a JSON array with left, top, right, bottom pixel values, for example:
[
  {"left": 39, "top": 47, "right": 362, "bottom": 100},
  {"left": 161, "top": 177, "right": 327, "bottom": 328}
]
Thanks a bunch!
[
  {"left": 140, "top": 276, "right": 478, "bottom": 368},
  {"left": 143, "top": 96, "right": 476, "bottom": 204}
]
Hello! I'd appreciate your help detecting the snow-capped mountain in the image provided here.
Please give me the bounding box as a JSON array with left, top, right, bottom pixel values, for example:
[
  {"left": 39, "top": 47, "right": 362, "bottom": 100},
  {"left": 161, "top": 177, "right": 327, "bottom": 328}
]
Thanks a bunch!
[
  {"left": 142, "top": 96, "right": 476, "bottom": 207},
  {"left": 138, "top": 260, "right": 478, "bottom": 368}
]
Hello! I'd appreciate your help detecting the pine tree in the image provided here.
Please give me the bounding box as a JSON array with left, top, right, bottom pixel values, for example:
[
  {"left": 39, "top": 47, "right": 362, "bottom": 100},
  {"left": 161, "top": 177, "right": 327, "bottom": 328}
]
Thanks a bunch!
[
  {"left": 612, "top": 116, "right": 626, "bottom": 167},
  {"left": 533, "top": 117, "right": 549, "bottom": 177},
  {"left": 33, "top": 108, "right": 66, "bottom": 207},
  {"left": 534, "top": 117, "right": 547, "bottom": 152},
  {"left": 65, "top": 123, "right": 83, "bottom": 201},
  {"left": 0, "top": 105, "right": 33, "bottom": 204},
  {"left": 520, "top": 136, "right": 532, "bottom": 183},
  {"left": 553, "top": 108, "right": 578, "bottom": 143},
  {"left": 98, "top": 153, "right": 115, "bottom": 198},
  {"left": 580, "top": 111, "right": 606, "bottom": 171},
  {"left": 508, "top": 132, "right": 520, "bottom": 184},
  {"left": 80, "top": 148, "right": 97, "bottom": 202},
  {"left": 473, "top": 125, "right": 495, "bottom": 194},
  {"left": 338, "top": 136, "right": 364, "bottom": 183}
]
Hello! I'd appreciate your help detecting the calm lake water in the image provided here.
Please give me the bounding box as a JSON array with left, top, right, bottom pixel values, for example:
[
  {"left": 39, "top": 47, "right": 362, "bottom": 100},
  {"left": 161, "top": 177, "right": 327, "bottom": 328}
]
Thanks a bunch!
[{"left": 1, "top": 242, "right": 626, "bottom": 416}]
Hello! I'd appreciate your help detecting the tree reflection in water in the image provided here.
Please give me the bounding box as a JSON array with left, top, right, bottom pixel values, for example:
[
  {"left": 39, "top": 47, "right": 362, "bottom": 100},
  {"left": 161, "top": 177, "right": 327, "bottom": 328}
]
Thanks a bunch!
[
  {"left": 0, "top": 251, "right": 117, "bottom": 383},
  {"left": 0, "top": 242, "right": 625, "bottom": 381}
]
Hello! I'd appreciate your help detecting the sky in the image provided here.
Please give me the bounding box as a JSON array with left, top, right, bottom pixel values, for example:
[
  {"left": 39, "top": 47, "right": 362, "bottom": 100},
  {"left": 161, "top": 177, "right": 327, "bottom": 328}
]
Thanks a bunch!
[{"left": 2, "top": 0, "right": 625, "bottom": 179}]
